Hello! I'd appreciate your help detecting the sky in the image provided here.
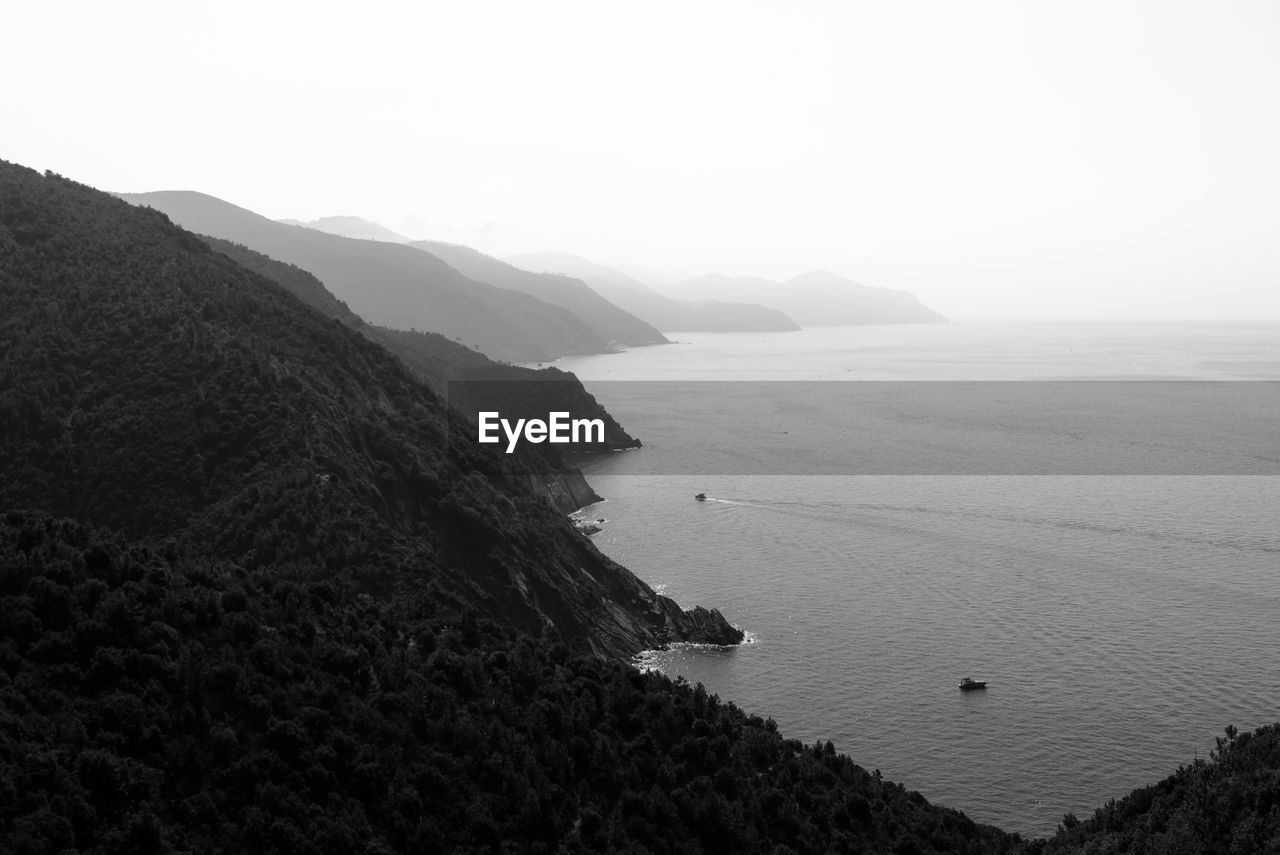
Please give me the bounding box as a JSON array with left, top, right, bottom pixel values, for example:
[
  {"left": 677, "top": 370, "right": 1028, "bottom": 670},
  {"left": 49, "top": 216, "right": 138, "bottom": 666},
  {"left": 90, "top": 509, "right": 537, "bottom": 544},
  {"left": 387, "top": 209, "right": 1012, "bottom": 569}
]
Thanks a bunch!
[{"left": 7, "top": 1, "right": 1280, "bottom": 319}]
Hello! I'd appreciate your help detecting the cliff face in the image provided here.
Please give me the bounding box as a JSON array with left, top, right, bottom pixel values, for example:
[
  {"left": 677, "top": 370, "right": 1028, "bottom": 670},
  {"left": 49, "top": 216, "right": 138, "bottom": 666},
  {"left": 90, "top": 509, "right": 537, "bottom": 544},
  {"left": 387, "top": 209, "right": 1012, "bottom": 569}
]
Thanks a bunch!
[
  {"left": 0, "top": 162, "right": 739, "bottom": 656},
  {"left": 538, "top": 469, "right": 604, "bottom": 513}
]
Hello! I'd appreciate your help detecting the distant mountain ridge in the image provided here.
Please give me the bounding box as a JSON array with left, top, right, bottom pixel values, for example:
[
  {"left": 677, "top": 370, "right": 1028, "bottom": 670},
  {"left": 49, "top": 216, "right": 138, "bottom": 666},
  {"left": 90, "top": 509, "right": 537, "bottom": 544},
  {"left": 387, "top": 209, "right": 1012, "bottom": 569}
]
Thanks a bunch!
[
  {"left": 670, "top": 270, "right": 947, "bottom": 325},
  {"left": 117, "top": 192, "right": 611, "bottom": 363},
  {"left": 410, "top": 239, "right": 669, "bottom": 347},
  {"left": 274, "top": 215, "right": 669, "bottom": 347},
  {"left": 279, "top": 214, "right": 413, "bottom": 243},
  {"left": 507, "top": 251, "right": 801, "bottom": 333}
]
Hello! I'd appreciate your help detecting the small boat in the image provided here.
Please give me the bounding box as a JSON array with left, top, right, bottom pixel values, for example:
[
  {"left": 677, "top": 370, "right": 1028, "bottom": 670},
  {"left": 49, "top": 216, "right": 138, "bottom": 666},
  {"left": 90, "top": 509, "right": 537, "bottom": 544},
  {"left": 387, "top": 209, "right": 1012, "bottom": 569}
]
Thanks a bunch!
[
  {"left": 694, "top": 493, "right": 707, "bottom": 501},
  {"left": 958, "top": 677, "right": 988, "bottom": 691}
]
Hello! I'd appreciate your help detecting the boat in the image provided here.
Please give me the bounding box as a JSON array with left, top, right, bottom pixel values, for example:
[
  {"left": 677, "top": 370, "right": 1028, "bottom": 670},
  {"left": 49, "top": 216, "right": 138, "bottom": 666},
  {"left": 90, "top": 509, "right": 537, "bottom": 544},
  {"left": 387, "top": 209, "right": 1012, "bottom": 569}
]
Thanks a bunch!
[
  {"left": 694, "top": 493, "right": 707, "bottom": 501},
  {"left": 958, "top": 677, "right": 988, "bottom": 691}
]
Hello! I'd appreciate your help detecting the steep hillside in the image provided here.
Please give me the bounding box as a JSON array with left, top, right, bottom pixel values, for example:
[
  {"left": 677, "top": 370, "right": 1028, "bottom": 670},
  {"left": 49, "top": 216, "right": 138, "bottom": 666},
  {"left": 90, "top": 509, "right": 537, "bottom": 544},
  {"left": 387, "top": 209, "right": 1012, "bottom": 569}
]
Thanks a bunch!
[
  {"left": 672, "top": 270, "right": 947, "bottom": 325},
  {"left": 0, "top": 162, "right": 735, "bottom": 656},
  {"left": 206, "top": 234, "right": 645, "bottom": 458},
  {"left": 507, "top": 251, "right": 801, "bottom": 332},
  {"left": 411, "top": 239, "right": 669, "bottom": 347},
  {"left": 115, "top": 191, "right": 610, "bottom": 363}
]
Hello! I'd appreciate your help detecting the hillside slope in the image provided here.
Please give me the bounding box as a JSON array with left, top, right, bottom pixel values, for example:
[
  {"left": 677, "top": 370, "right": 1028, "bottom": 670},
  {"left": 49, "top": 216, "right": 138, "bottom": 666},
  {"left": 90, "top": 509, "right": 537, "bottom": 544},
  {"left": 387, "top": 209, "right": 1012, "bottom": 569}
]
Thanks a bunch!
[
  {"left": 0, "top": 513, "right": 1019, "bottom": 853},
  {"left": 115, "top": 191, "right": 609, "bottom": 363},
  {"left": 1, "top": 162, "right": 736, "bottom": 656}
]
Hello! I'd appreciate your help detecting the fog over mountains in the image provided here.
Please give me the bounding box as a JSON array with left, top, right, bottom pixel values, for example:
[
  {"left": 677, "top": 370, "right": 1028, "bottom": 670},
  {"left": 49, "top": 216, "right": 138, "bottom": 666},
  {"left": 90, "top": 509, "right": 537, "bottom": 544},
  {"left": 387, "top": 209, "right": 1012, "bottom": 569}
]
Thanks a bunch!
[
  {"left": 506, "top": 250, "right": 802, "bottom": 333},
  {"left": 669, "top": 271, "right": 947, "bottom": 325},
  {"left": 262, "top": 214, "right": 947, "bottom": 335},
  {"left": 118, "top": 192, "right": 612, "bottom": 363},
  {"left": 278, "top": 215, "right": 414, "bottom": 244},
  {"left": 408, "top": 240, "right": 669, "bottom": 347}
]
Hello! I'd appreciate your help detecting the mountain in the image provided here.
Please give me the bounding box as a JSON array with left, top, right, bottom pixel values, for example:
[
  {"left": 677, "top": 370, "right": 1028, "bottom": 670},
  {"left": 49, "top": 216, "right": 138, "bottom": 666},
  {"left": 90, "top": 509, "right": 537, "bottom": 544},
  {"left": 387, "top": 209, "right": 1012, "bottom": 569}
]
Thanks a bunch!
[
  {"left": 409, "top": 239, "right": 669, "bottom": 347},
  {"left": 279, "top": 214, "right": 413, "bottom": 243},
  {"left": 115, "top": 191, "right": 610, "bottom": 363},
  {"left": 671, "top": 270, "right": 947, "bottom": 325},
  {"left": 507, "top": 251, "right": 801, "bottom": 332},
  {"left": 2, "top": 162, "right": 736, "bottom": 656}
]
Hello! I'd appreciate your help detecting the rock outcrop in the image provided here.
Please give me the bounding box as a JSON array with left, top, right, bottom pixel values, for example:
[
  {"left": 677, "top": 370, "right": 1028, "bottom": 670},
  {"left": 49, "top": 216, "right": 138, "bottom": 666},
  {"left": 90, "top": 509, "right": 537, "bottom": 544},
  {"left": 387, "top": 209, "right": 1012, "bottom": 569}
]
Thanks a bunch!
[{"left": 662, "top": 604, "right": 745, "bottom": 646}]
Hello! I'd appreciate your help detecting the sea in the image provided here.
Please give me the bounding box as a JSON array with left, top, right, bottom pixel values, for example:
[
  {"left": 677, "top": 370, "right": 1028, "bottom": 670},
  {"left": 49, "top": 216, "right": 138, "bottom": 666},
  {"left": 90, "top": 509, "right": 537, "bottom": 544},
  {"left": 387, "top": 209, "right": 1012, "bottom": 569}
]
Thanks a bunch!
[{"left": 551, "top": 321, "right": 1280, "bottom": 839}]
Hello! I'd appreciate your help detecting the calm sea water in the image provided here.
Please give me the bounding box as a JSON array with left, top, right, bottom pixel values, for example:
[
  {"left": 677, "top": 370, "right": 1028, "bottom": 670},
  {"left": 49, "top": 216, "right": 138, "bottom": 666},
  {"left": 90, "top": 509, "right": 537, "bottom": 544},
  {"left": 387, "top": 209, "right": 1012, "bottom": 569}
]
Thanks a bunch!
[{"left": 554, "top": 321, "right": 1280, "bottom": 838}]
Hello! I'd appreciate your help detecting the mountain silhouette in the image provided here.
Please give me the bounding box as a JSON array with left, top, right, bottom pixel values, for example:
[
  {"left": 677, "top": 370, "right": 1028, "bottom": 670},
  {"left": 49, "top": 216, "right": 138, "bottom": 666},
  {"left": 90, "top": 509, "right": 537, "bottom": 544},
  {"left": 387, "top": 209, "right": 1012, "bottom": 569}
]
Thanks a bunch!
[
  {"left": 410, "top": 239, "right": 668, "bottom": 347},
  {"left": 279, "top": 214, "right": 413, "bottom": 243},
  {"left": 507, "top": 251, "right": 801, "bottom": 332}
]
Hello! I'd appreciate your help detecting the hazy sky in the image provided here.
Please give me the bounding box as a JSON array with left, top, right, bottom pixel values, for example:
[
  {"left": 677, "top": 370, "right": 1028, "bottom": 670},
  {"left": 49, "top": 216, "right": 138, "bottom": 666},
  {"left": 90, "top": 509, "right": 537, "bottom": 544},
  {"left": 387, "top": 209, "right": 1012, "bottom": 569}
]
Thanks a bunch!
[{"left": 8, "top": 1, "right": 1280, "bottom": 319}]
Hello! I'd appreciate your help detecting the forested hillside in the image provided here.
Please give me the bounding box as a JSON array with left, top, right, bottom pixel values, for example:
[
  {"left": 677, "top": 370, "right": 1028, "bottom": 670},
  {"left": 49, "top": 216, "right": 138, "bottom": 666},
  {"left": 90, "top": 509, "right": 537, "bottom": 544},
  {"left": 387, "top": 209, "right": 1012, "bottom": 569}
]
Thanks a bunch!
[
  {"left": 0, "top": 512, "right": 1019, "bottom": 854},
  {"left": 0, "top": 162, "right": 733, "bottom": 656}
]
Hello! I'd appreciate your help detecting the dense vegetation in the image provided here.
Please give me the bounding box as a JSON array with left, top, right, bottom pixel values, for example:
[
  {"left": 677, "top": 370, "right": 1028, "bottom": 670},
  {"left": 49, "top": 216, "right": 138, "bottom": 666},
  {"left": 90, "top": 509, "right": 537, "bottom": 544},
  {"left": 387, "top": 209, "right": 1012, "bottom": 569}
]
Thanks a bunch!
[{"left": 0, "top": 512, "right": 1017, "bottom": 854}]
